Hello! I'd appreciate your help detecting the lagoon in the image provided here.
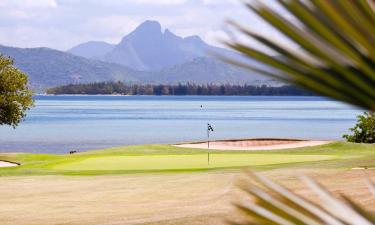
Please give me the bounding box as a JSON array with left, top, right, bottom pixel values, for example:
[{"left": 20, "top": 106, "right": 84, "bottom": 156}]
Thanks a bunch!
[{"left": 0, "top": 95, "right": 361, "bottom": 154}]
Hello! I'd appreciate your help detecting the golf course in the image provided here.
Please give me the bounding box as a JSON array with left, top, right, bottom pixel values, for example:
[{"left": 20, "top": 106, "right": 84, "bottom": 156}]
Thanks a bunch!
[
  {"left": 0, "top": 141, "right": 373, "bottom": 176},
  {"left": 1, "top": 141, "right": 375, "bottom": 225}
]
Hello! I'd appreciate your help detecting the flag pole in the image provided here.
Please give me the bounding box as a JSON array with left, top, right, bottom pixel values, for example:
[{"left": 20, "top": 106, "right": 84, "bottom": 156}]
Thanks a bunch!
[
  {"left": 207, "top": 123, "right": 213, "bottom": 165},
  {"left": 207, "top": 124, "right": 210, "bottom": 149},
  {"left": 207, "top": 125, "right": 210, "bottom": 165}
]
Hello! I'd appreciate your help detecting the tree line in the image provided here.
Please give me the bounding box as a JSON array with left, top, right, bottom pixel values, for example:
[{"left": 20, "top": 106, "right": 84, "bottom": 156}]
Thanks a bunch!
[{"left": 46, "top": 82, "right": 315, "bottom": 96}]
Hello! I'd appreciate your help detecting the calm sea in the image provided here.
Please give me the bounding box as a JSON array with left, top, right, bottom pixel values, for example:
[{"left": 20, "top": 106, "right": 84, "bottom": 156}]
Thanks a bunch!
[{"left": 0, "top": 95, "right": 362, "bottom": 154}]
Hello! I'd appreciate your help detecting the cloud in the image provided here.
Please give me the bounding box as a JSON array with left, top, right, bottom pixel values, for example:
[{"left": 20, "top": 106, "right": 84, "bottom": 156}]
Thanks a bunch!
[
  {"left": 82, "top": 15, "right": 142, "bottom": 43},
  {"left": 127, "top": 0, "right": 186, "bottom": 4},
  {"left": 0, "top": 0, "right": 292, "bottom": 51},
  {"left": 0, "top": 0, "right": 57, "bottom": 9}
]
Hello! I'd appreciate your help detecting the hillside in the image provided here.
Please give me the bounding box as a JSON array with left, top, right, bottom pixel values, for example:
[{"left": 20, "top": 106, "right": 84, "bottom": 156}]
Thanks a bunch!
[
  {"left": 71, "top": 20, "right": 267, "bottom": 74},
  {"left": 0, "top": 45, "right": 143, "bottom": 90},
  {"left": 147, "top": 57, "right": 276, "bottom": 85},
  {"left": 67, "top": 41, "right": 115, "bottom": 58},
  {"left": 0, "top": 21, "right": 277, "bottom": 90}
]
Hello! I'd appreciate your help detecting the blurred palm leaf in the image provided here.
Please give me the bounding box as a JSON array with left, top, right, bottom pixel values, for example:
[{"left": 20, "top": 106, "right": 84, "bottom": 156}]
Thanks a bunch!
[
  {"left": 222, "top": 0, "right": 375, "bottom": 111},
  {"left": 232, "top": 172, "right": 375, "bottom": 225}
]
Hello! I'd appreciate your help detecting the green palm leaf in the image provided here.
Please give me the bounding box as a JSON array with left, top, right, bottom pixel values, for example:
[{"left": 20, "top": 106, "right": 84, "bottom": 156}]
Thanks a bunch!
[
  {"left": 222, "top": 0, "right": 375, "bottom": 111},
  {"left": 233, "top": 172, "right": 375, "bottom": 225},
  {"left": 223, "top": 1, "right": 375, "bottom": 224}
]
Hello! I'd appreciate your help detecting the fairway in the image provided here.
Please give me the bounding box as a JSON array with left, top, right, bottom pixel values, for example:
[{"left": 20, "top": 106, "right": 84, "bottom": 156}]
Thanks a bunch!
[
  {"left": 1, "top": 142, "right": 374, "bottom": 176},
  {"left": 52, "top": 153, "right": 335, "bottom": 171}
]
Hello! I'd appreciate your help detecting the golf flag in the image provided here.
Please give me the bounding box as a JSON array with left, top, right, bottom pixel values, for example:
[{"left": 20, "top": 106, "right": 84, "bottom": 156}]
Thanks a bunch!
[{"left": 207, "top": 124, "right": 214, "bottom": 132}]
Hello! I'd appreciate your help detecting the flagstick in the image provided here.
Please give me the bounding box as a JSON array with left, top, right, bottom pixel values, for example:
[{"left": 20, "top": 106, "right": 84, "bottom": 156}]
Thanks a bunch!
[
  {"left": 207, "top": 125, "right": 210, "bottom": 165},
  {"left": 206, "top": 123, "right": 214, "bottom": 166}
]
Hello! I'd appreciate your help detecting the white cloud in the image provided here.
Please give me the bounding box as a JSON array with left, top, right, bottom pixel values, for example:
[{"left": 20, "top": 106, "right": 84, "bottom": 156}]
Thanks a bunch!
[
  {"left": 82, "top": 15, "right": 142, "bottom": 43},
  {"left": 0, "top": 0, "right": 57, "bottom": 9},
  {"left": 0, "top": 0, "right": 293, "bottom": 51},
  {"left": 128, "top": 0, "right": 186, "bottom": 4}
]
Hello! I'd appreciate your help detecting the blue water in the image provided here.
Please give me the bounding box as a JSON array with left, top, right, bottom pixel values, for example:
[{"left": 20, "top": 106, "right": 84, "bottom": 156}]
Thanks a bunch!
[{"left": 0, "top": 95, "right": 362, "bottom": 154}]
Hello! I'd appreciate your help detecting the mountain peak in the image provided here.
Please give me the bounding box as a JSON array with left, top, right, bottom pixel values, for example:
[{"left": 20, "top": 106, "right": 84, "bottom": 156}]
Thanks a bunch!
[
  {"left": 164, "top": 29, "right": 181, "bottom": 41},
  {"left": 133, "top": 20, "right": 162, "bottom": 34},
  {"left": 96, "top": 20, "right": 241, "bottom": 71}
]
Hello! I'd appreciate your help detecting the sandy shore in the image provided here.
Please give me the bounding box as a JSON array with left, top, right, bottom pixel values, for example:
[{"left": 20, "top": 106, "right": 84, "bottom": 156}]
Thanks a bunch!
[
  {"left": 0, "top": 161, "right": 19, "bottom": 167},
  {"left": 174, "top": 139, "right": 332, "bottom": 150}
]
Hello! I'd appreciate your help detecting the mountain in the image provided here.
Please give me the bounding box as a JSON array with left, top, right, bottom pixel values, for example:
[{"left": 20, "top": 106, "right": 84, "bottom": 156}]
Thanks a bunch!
[
  {"left": 0, "top": 20, "right": 278, "bottom": 90},
  {"left": 100, "top": 20, "right": 198, "bottom": 70},
  {"left": 67, "top": 41, "right": 115, "bottom": 58},
  {"left": 0, "top": 45, "right": 143, "bottom": 90},
  {"left": 96, "top": 20, "right": 245, "bottom": 71},
  {"left": 0, "top": 44, "right": 277, "bottom": 91}
]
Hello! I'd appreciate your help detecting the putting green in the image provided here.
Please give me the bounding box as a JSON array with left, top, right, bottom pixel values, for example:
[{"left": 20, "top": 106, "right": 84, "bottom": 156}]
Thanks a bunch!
[{"left": 52, "top": 153, "right": 335, "bottom": 171}]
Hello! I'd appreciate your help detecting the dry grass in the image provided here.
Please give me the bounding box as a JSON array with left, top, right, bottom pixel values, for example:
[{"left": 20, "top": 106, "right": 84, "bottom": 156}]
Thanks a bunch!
[{"left": 1, "top": 169, "right": 375, "bottom": 225}]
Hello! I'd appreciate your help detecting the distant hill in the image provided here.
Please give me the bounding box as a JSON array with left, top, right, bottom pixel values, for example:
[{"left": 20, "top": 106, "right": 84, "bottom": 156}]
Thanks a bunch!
[
  {"left": 0, "top": 20, "right": 279, "bottom": 90},
  {"left": 145, "top": 57, "right": 274, "bottom": 85},
  {"left": 0, "top": 44, "right": 277, "bottom": 91},
  {"left": 0, "top": 45, "right": 143, "bottom": 90},
  {"left": 67, "top": 41, "right": 115, "bottom": 58}
]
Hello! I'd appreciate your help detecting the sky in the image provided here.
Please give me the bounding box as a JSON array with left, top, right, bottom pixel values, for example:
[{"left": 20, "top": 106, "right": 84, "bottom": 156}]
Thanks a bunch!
[{"left": 0, "top": 0, "right": 289, "bottom": 51}]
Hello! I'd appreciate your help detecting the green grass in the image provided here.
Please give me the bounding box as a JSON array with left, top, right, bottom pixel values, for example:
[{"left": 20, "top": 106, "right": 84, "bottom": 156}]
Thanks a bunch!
[
  {"left": 0, "top": 142, "right": 374, "bottom": 176},
  {"left": 52, "top": 154, "right": 334, "bottom": 171}
]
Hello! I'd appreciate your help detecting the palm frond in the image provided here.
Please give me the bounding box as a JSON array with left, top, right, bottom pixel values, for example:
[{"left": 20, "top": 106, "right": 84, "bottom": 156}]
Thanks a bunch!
[
  {"left": 223, "top": 0, "right": 375, "bottom": 111},
  {"left": 234, "top": 172, "right": 375, "bottom": 225}
]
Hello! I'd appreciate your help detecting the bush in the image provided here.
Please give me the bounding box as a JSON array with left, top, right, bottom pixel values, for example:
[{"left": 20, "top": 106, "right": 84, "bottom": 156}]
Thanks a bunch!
[{"left": 343, "top": 112, "right": 375, "bottom": 143}]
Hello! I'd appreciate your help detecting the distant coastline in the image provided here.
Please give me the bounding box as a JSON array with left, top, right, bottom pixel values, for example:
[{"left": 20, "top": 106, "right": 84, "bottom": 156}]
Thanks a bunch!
[{"left": 46, "top": 82, "right": 316, "bottom": 96}]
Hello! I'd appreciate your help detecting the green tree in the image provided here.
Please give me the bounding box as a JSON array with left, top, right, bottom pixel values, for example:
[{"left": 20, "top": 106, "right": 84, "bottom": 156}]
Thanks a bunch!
[
  {"left": 0, "top": 55, "right": 34, "bottom": 128},
  {"left": 343, "top": 112, "right": 375, "bottom": 143}
]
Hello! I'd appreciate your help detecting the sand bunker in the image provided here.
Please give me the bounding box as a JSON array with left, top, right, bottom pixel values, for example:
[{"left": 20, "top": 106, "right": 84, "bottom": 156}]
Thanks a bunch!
[
  {"left": 174, "top": 139, "right": 331, "bottom": 151},
  {"left": 0, "top": 160, "right": 19, "bottom": 168}
]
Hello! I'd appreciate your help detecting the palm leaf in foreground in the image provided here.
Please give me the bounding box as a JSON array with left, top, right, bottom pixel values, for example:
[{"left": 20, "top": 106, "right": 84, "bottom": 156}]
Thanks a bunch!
[
  {"left": 233, "top": 172, "right": 375, "bottom": 225},
  {"left": 223, "top": 0, "right": 375, "bottom": 111}
]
